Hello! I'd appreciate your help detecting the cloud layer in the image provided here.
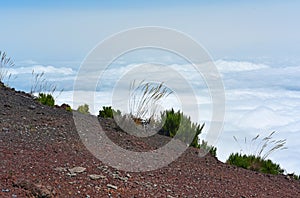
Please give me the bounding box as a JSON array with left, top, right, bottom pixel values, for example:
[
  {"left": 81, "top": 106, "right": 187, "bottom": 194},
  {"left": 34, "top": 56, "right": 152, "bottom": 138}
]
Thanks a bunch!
[{"left": 7, "top": 59, "right": 300, "bottom": 174}]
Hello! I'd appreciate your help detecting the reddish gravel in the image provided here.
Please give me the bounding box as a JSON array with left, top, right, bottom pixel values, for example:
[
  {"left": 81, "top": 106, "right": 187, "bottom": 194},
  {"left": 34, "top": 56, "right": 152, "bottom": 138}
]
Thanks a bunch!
[{"left": 0, "top": 82, "right": 300, "bottom": 197}]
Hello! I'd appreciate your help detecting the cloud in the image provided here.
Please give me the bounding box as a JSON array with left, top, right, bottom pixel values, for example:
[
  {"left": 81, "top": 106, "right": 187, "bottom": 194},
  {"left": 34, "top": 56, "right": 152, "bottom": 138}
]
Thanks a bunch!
[
  {"left": 10, "top": 59, "right": 300, "bottom": 175},
  {"left": 9, "top": 65, "right": 75, "bottom": 75},
  {"left": 215, "top": 59, "right": 270, "bottom": 72}
]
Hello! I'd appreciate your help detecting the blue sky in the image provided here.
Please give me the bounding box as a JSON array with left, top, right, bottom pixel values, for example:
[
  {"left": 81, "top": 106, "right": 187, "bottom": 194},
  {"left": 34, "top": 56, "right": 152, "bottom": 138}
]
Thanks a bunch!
[
  {"left": 1, "top": 1, "right": 300, "bottom": 174},
  {"left": 1, "top": 0, "right": 300, "bottom": 66}
]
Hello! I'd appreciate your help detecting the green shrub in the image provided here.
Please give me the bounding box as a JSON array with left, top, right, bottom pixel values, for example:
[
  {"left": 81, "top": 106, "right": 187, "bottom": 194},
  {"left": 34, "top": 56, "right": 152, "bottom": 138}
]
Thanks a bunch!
[
  {"left": 65, "top": 106, "right": 72, "bottom": 112},
  {"left": 60, "top": 103, "right": 72, "bottom": 112},
  {"left": 159, "top": 109, "right": 181, "bottom": 137},
  {"left": 37, "top": 93, "right": 55, "bottom": 107},
  {"left": 226, "top": 153, "right": 284, "bottom": 175},
  {"left": 158, "top": 108, "right": 205, "bottom": 148},
  {"left": 77, "top": 104, "right": 90, "bottom": 114},
  {"left": 98, "top": 106, "right": 121, "bottom": 119},
  {"left": 288, "top": 173, "right": 300, "bottom": 180},
  {"left": 199, "top": 140, "right": 217, "bottom": 157}
]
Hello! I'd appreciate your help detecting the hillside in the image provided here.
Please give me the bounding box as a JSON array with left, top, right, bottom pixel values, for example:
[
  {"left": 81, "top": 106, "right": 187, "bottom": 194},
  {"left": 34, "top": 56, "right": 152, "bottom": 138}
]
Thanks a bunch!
[{"left": 0, "top": 82, "right": 300, "bottom": 197}]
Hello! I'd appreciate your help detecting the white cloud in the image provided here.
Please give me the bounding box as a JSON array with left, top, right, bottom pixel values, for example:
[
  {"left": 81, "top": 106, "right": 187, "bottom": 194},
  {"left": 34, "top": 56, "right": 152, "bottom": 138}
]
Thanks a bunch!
[
  {"left": 13, "top": 59, "right": 300, "bottom": 175},
  {"left": 215, "top": 59, "right": 269, "bottom": 72},
  {"left": 237, "top": 106, "right": 293, "bottom": 129},
  {"left": 9, "top": 65, "right": 75, "bottom": 75}
]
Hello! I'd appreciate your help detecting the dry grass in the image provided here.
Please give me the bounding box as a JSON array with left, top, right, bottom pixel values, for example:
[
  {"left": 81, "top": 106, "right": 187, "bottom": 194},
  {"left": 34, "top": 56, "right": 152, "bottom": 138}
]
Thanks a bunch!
[
  {"left": 30, "top": 70, "right": 63, "bottom": 98},
  {"left": 129, "top": 80, "right": 173, "bottom": 123},
  {"left": 0, "top": 51, "right": 15, "bottom": 85},
  {"left": 233, "top": 131, "right": 287, "bottom": 160}
]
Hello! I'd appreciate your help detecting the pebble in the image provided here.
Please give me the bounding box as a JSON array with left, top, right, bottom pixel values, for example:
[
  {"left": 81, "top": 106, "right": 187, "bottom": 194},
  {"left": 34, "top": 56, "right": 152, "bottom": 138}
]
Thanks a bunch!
[
  {"left": 2, "top": 127, "right": 9, "bottom": 132},
  {"left": 68, "top": 166, "right": 86, "bottom": 174},
  {"left": 167, "top": 195, "right": 175, "bottom": 198},
  {"left": 67, "top": 173, "right": 77, "bottom": 177},
  {"left": 29, "top": 105, "right": 36, "bottom": 110},
  {"left": 126, "top": 173, "right": 131, "bottom": 178},
  {"left": 54, "top": 167, "right": 67, "bottom": 172},
  {"left": 107, "top": 184, "right": 118, "bottom": 190},
  {"left": 89, "top": 174, "right": 106, "bottom": 180}
]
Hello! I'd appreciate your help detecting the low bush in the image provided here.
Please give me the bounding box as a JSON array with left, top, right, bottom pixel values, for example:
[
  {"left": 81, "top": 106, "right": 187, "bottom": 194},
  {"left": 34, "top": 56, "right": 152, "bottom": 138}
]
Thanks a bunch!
[
  {"left": 227, "top": 153, "right": 284, "bottom": 175},
  {"left": 37, "top": 93, "right": 55, "bottom": 107},
  {"left": 158, "top": 108, "right": 207, "bottom": 149},
  {"left": 199, "top": 140, "right": 217, "bottom": 157},
  {"left": 77, "top": 104, "right": 90, "bottom": 114},
  {"left": 98, "top": 106, "right": 121, "bottom": 119},
  {"left": 65, "top": 106, "right": 72, "bottom": 112},
  {"left": 61, "top": 103, "right": 72, "bottom": 112},
  {"left": 98, "top": 106, "right": 113, "bottom": 118},
  {"left": 288, "top": 173, "right": 300, "bottom": 180}
]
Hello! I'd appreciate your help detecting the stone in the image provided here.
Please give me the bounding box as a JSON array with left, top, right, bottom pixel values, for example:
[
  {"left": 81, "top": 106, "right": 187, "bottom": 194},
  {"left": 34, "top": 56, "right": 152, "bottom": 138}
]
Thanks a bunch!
[
  {"left": 125, "top": 173, "right": 131, "bottom": 178},
  {"left": 34, "top": 184, "right": 54, "bottom": 197},
  {"left": 118, "top": 176, "right": 128, "bottom": 182},
  {"left": 68, "top": 166, "right": 86, "bottom": 174},
  {"left": 107, "top": 184, "right": 118, "bottom": 190},
  {"left": 54, "top": 167, "right": 67, "bottom": 172},
  {"left": 89, "top": 174, "right": 106, "bottom": 180},
  {"left": 29, "top": 105, "right": 36, "bottom": 110},
  {"left": 167, "top": 195, "right": 175, "bottom": 198},
  {"left": 66, "top": 173, "right": 77, "bottom": 177},
  {"left": 2, "top": 127, "right": 9, "bottom": 132}
]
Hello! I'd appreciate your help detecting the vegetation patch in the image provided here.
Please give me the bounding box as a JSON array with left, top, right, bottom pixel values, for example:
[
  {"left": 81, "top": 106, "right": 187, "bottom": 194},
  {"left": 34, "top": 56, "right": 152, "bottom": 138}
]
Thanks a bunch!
[
  {"left": 227, "top": 131, "right": 287, "bottom": 175},
  {"left": 227, "top": 153, "right": 284, "bottom": 175},
  {"left": 37, "top": 93, "right": 55, "bottom": 107},
  {"left": 77, "top": 104, "right": 90, "bottom": 114}
]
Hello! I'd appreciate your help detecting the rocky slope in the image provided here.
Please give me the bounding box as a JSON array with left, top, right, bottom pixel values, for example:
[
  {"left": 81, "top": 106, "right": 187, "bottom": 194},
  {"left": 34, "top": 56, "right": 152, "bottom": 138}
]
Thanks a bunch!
[{"left": 0, "top": 83, "right": 300, "bottom": 197}]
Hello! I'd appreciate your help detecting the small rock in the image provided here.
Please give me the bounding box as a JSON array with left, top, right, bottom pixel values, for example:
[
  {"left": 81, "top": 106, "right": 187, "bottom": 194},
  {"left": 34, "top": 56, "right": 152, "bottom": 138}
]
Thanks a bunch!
[
  {"left": 118, "top": 177, "right": 128, "bottom": 182},
  {"left": 125, "top": 173, "right": 131, "bottom": 178},
  {"left": 66, "top": 173, "right": 77, "bottom": 177},
  {"left": 166, "top": 189, "right": 172, "bottom": 192},
  {"left": 95, "top": 186, "right": 101, "bottom": 191},
  {"left": 112, "top": 173, "right": 119, "bottom": 179},
  {"left": 68, "top": 166, "right": 86, "bottom": 174},
  {"left": 167, "top": 195, "right": 175, "bottom": 198},
  {"left": 29, "top": 105, "right": 36, "bottom": 110},
  {"left": 2, "top": 128, "right": 9, "bottom": 132},
  {"left": 34, "top": 184, "right": 53, "bottom": 197},
  {"left": 1, "top": 189, "right": 10, "bottom": 192},
  {"left": 107, "top": 184, "right": 118, "bottom": 190},
  {"left": 89, "top": 174, "right": 106, "bottom": 180},
  {"left": 54, "top": 167, "right": 67, "bottom": 172},
  {"left": 4, "top": 104, "right": 11, "bottom": 108}
]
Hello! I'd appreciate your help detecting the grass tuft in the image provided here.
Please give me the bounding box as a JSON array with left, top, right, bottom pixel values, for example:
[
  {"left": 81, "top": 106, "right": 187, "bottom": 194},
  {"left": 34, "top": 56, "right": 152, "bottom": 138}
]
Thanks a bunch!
[{"left": 0, "top": 51, "right": 15, "bottom": 86}]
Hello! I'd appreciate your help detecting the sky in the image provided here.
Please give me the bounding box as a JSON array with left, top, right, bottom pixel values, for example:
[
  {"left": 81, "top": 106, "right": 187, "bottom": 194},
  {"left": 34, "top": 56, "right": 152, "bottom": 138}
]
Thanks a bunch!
[{"left": 1, "top": 1, "right": 300, "bottom": 174}]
